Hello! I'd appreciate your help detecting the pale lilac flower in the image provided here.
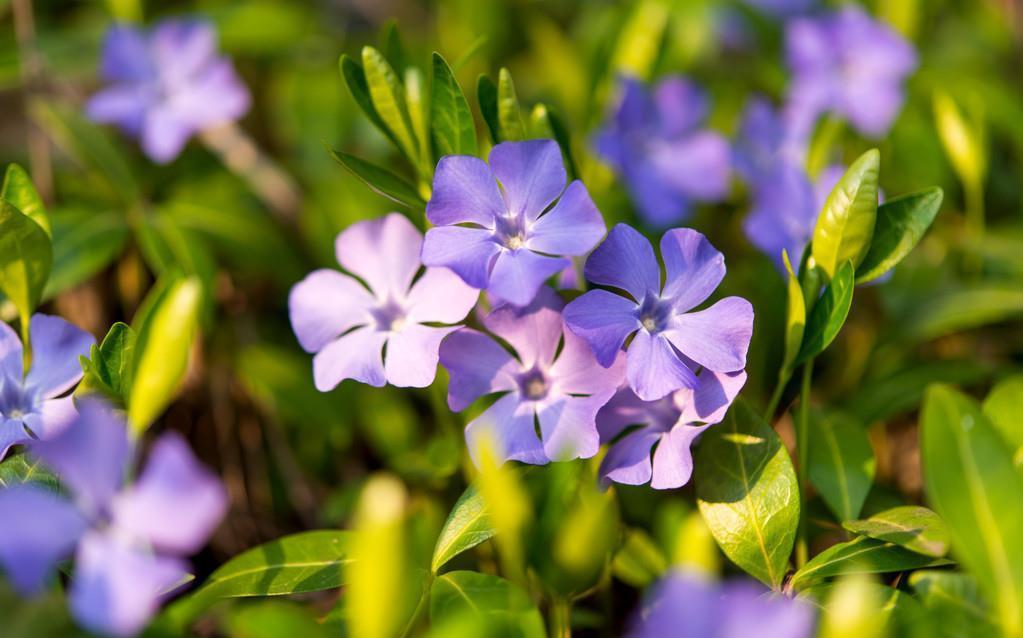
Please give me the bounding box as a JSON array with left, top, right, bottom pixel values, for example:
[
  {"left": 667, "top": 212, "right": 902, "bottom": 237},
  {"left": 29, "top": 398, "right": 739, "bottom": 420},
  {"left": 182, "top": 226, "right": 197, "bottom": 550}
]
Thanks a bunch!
[
  {"left": 598, "top": 368, "right": 746, "bottom": 489},
  {"left": 421, "top": 140, "right": 605, "bottom": 307},
  {"left": 440, "top": 287, "right": 624, "bottom": 466},
  {"left": 290, "top": 213, "right": 478, "bottom": 391},
  {"left": 563, "top": 225, "right": 753, "bottom": 402},
  {"left": 0, "top": 315, "right": 94, "bottom": 459},
  {"left": 594, "top": 76, "right": 730, "bottom": 227},
  {"left": 0, "top": 399, "right": 226, "bottom": 637},
  {"left": 786, "top": 6, "right": 917, "bottom": 139},
  {"left": 86, "top": 19, "right": 251, "bottom": 163},
  {"left": 627, "top": 570, "right": 815, "bottom": 638}
]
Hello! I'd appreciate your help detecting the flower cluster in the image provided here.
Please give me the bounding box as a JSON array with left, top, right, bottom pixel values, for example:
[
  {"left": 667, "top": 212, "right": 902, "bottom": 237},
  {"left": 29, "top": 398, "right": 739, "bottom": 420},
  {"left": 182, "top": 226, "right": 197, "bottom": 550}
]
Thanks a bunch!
[{"left": 290, "top": 140, "right": 754, "bottom": 487}]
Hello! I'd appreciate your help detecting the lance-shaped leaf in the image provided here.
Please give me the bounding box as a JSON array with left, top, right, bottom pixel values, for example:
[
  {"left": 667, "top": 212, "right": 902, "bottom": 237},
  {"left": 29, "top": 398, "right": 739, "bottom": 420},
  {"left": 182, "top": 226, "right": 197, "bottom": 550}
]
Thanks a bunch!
[
  {"left": 432, "top": 484, "right": 496, "bottom": 573},
  {"left": 796, "top": 260, "right": 854, "bottom": 364},
  {"left": 340, "top": 54, "right": 404, "bottom": 153},
  {"left": 429, "top": 571, "right": 544, "bottom": 637},
  {"left": 529, "top": 103, "right": 578, "bottom": 180},
  {"left": 431, "top": 52, "right": 477, "bottom": 159},
  {"left": 982, "top": 375, "right": 1023, "bottom": 468},
  {"left": 808, "top": 411, "right": 875, "bottom": 522},
  {"left": 696, "top": 399, "right": 799, "bottom": 590},
  {"left": 910, "top": 570, "right": 998, "bottom": 638},
  {"left": 921, "top": 384, "right": 1023, "bottom": 636},
  {"left": 404, "top": 66, "right": 430, "bottom": 175},
  {"left": 477, "top": 74, "right": 501, "bottom": 144},
  {"left": 0, "top": 201, "right": 52, "bottom": 341},
  {"left": 2, "top": 164, "right": 49, "bottom": 235},
  {"left": 77, "top": 322, "right": 137, "bottom": 406},
  {"left": 933, "top": 92, "right": 987, "bottom": 192},
  {"left": 362, "top": 46, "right": 420, "bottom": 163},
  {"left": 856, "top": 187, "right": 943, "bottom": 283},
  {"left": 789, "top": 536, "right": 951, "bottom": 591},
  {"left": 496, "top": 68, "right": 526, "bottom": 142},
  {"left": 328, "top": 149, "right": 426, "bottom": 210},
  {"left": 612, "top": 528, "right": 668, "bottom": 587},
  {"left": 780, "top": 249, "right": 806, "bottom": 380},
  {"left": 812, "top": 149, "right": 880, "bottom": 280},
  {"left": 44, "top": 207, "right": 129, "bottom": 299},
  {"left": 843, "top": 506, "right": 951, "bottom": 558}
]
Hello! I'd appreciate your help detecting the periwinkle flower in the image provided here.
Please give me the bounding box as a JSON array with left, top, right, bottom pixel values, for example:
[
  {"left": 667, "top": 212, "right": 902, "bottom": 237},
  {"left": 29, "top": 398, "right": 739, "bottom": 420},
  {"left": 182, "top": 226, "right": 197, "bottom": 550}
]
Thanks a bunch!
[
  {"left": 290, "top": 213, "right": 478, "bottom": 391},
  {"left": 563, "top": 224, "right": 753, "bottom": 402},
  {"left": 0, "top": 400, "right": 226, "bottom": 637},
  {"left": 598, "top": 368, "right": 746, "bottom": 489},
  {"left": 785, "top": 6, "right": 917, "bottom": 139},
  {"left": 627, "top": 570, "right": 815, "bottom": 638},
  {"left": 421, "top": 140, "right": 606, "bottom": 307},
  {"left": 594, "top": 76, "right": 730, "bottom": 227},
  {"left": 86, "top": 20, "right": 251, "bottom": 163},
  {"left": 0, "top": 315, "right": 94, "bottom": 458},
  {"left": 440, "top": 287, "right": 624, "bottom": 466}
]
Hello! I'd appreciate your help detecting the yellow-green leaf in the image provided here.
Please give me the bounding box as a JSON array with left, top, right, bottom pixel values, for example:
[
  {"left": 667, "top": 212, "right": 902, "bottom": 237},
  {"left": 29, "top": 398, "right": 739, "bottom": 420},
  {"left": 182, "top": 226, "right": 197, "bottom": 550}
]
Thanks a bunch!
[
  {"left": 1, "top": 164, "right": 49, "bottom": 236},
  {"left": 362, "top": 46, "right": 420, "bottom": 163},
  {"left": 0, "top": 201, "right": 52, "bottom": 342},
  {"left": 812, "top": 149, "right": 880, "bottom": 280},
  {"left": 496, "top": 68, "right": 526, "bottom": 142}
]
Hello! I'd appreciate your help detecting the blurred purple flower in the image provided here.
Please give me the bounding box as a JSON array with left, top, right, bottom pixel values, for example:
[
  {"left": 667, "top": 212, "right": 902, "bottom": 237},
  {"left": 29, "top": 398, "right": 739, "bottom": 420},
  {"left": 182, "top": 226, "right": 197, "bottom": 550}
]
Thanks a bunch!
[
  {"left": 421, "top": 140, "right": 605, "bottom": 307},
  {"left": 594, "top": 76, "right": 731, "bottom": 227},
  {"left": 744, "top": 0, "right": 814, "bottom": 17},
  {"left": 290, "top": 213, "right": 478, "bottom": 391},
  {"left": 86, "top": 19, "right": 251, "bottom": 163},
  {"left": 0, "top": 315, "right": 94, "bottom": 459},
  {"left": 0, "top": 400, "right": 226, "bottom": 637},
  {"left": 627, "top": 570, "right": 815, "bottom": 638},
  {"left": 563, "top": 224, "right": 753, "bottom": 402},
  {"left": 597, "top": 368, "right": 746, "bottom": 489},
  {"left": 440, "top": 287, "right": 624, "bottom": 465},
  {"left": 785, "top": 6, "right": 917, "bottom": 139}
]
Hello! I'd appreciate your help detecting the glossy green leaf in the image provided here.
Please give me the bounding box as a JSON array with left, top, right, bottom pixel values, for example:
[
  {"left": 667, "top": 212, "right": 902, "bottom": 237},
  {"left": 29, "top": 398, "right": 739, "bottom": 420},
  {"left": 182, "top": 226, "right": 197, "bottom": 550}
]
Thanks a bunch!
[
  {"left": 477, "top": 74, "right": 501, "bottom": 144},
  {"left": 921, "top": 384, "right": 1023, "bottom": 636},
  {"left": 612, "top": 528, "right": 668, "bottom": 587},
  {"left": 789, "top": 536, "right": 951, "bottom": 591},
  {"left": 78, "top": 322, "right": 136, "bottom": 405},
  {"left": 362, "top": 46, "right": 419, "bottom": 162},
  {"left": 812, "top": 149, "right": 880, "bottom": 279},
  {"left": 430, "top": 52, "right": 477, "bottom": 159},
  {"left": 496, "top": 68, "right": 526, "bottom": 142},
  {"left": 226, "top": 601, "right": 333, "bottom": 638},
  {"left": 339, "top": 54, "right": 404, "bottom": 152},
  {"left": 796, "top": 260, "right": 854, "bottom": 364},
  {"left": 809, "top": 411, "right": 875, "bottom": 522},
  {"left": 128, "top": 277, "right": 202, "bottom": 434},
  {"left": 780, "top": 249, "right": 806, "bottom": 379},
  {"left": 529, "top": 103, "right": 577, "bottom": 180},
  {"left": 0, "top": 201, "right": 52, "bottom": 338},
  {"left": 982, "top": 375, "right": 1023, "bottom": 467},
  {"left": 843, "top": 506, "right": 951, "bottom": 558},
  {"left": 404, "top": 67, "right": 430, "bottom": 173},
  {"left": 44, "top": 208, "right": 128, "bottom": 298},
  {"left": 856, "top": 187, "right": 943, "bottom": 283},
  {"left": 432, "top": 484, "right": 496, "bottom": 573},
  {"left": 695, "top": 399, "right": 799, "bottom": 589},
  {"left": 910, "top": 570, "right": 998, "bottom": 638},
  {"left": 0, "top": 451, "right": 59, "bottom": 492},
  {"left": 328, "top": 148, "right": 426, "bottom": 210},
  {"left": 1, "top": 164, "right": 48, "bottom": 235},
  {"left": 429, "top": 571, "right": 544, "bottom": 638}
]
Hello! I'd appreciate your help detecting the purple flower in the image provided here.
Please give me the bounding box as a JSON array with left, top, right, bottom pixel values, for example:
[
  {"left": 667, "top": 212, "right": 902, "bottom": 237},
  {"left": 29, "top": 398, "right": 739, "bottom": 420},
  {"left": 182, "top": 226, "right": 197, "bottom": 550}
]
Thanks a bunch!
[
  {"left": 733, "top": 97, "right": 807, "bottom": 184},
  {"left": 627, "top": 570, "right": 815, "bottom": 638},
  {"left": 0, "top": 399, "right": 226, "bottom": 637},
  {"left": 0, "top": 315, "right": 94, "bottom": 459},
  {"left": 785, "top": 6, "right": 917, "bottom": 139},
  {"left": 563, "top": 224, "right": 753, "bottom": 402},
  {"left": 421, "top": 140, "right": 606, "bottom": 307},
  {"left": 290, "top": 213, "right": 478, "bottom": 391},
  {"left": 86, "top": 20, "right": 251, "bottom": 163},
  {"left": 594, "top": 76, "right": 730, "bottom": 227},
  {"left": 440, "top": 287, "right": 624, "bottom": 466},
  {"left": 597, "top": 368, "right": 746, "bottom": 489},
  {"left": 743, "top": 0, "right": 814, "bottom": 17}
]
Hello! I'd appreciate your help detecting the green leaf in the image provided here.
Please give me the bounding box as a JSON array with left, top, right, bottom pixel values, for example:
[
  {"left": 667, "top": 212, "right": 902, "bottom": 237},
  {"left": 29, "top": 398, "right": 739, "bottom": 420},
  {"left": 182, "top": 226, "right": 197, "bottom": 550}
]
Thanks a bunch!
[
  {"left": 808, "top": 411, "right": 875, "bottom": 522},
  {"left": 429, "top": 571, "right": 544, "bottom": 638},
  {"left": 328, "top": 148, "right": 426, "bottom": 210},
  {"left": 1, "top": 164, "right": 48, "bottom": 235},
  {"left": 789, "top": 536, "right": 951, "bottom": 591},
  {"left": 339, "top": 54, "right": 404, "bottom": 152},
  {"left": 128, "top": 277, "right": 202, "bottom": 434},
  {"left": 611, "top": 528, "right": 668, "bottom": 587},
  {"left": 611, "top": 0, "right": 670, "bottom": 79},
  {"left": 796, "top": 260, "right": 854, "bottom": 364},
  {"left": 432, "top": 484, "right": 496, "bottom": 573},
  {"left": 843, "top": 506, "right": 951, "bottom": 558},
  {"left": 78, "top": 322, "right": 136, "bottom": 405},
  {"left": 921, "top": 384, "right": 1023, "bottom": 636},
  {"left": 695, "top": 399, "right": 799, "bottom": 589},
  {"left": 0, "top": 451, "right": 59, "bottom": 492},
  {"left": 528, "top": 104, "right": 578, "bottom": 180},
  {"left": 855, "top": 187, "right": 943, "bottom": 284},
  {"left": 477, "top": 74, "right": 501, "bottom": 144},
  {"left": 404, "top": 66, "right": 430, "bottom": 174},
  {"left": 44, "top": 208, "right": 129, "bottom": 299},
  {"left": 430, "top": 52, "right": 477, "bottom": 159},
  {"left": 982, "top": 375, "right": 1023, "bottom": 467},
  {"left": 0, "top": 201, "right": 52, "bottom": 337},
  {"left": 780, "top": 249, "right": 806, "bottom": 379},
  {"left": 910, "top": 570, "right": 998, "bottom": 638},
  {"left": 362, "top": 46, "right": 420, "bottom": 163},
  {"left": 811, "top": 148, "right": 880, "bottom": 280},
  {"left": 226, "top": 601, "right": 333, "bottom": 638},
  {"left": 496, "top": 68, "right": 526, "bottom": 142},
  {"left": 895, "top": 285, "right": 1023, "bottom": 342}
]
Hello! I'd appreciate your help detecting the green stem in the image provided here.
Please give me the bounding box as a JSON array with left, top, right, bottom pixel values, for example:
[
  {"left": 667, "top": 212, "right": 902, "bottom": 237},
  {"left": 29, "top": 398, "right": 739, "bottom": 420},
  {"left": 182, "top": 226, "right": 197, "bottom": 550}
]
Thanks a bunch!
[
  {"left": 795, "top": 360, "right": 813, "bottom": 569},
  {"left": 549, "top": 598, "right": 572, "bottom": 638},
  {"left": 398, "top": 574, "right": 434, "bottom": 638},
  {"left": 763, "top": 372, "right": 788, "bottom": 423}
]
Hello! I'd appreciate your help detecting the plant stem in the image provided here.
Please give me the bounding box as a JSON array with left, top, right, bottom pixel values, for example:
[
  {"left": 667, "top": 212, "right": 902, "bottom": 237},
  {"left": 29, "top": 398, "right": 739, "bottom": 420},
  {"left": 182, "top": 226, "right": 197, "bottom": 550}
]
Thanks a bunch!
[
  {"left": 763, "top": 373, "right": 788, "bottom": 423},
  {"left": 550, "top": 598, "right": 572, "bottom": 638},
  {"left": 795, "top": 360, "right": 813, "bottom": 569}
]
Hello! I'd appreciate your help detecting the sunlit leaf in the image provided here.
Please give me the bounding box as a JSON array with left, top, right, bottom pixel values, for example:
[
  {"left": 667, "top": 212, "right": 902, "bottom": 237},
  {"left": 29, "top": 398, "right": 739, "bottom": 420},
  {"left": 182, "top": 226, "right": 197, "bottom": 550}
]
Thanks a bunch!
[
  {"left": 982, "top": 375, "right": 1023, "bottom": 467},
  {"left": 780, "top": 249, "right": 806, "bottom": 379},
  {"left": 429, "top": 571, "right": 544, "bottom": 638},
  {"left": 77, "top": 322, "right": 136, "bottom": 406},
  {"left": 328, "top": 148, "right": 426, "bottom": 211},
  {"left": 340, "top": 54, "right": 404, "bottom": 152},
  {"left": 431, "top": 52, "right": 477, "bottom": 159},
  {"left": 362, "top": 46, "right": 420, "bottom": 163},
  {"left": 812, "top": 149, "right": 880, "bottom": 280},
  {"left": 0, "top": 201, "right": 52, "bottom": 343},
  {"left": 843, "top": 506, "right": 951, "bottom": 558},
  {"left": 1, "top": 164, "right": 48, "bottom": 235},
  {"left": 227, "top": 601, "right": 333, "bottom": 638},
  {"left": 496, "top": 68, "right": 526, "bottom": 142},
  {"left": 432, "top": 484, "right": 496, "bottom": 573},
  {"left": 612, "top": 529, "right": 667, "bottom": 587},
  {"left": 0, "top": 451, "right": 59, "bottom": 492},
  {"left": 796, "top": 260, "right": 854, "bottom": 364},
  {"left": 856, "top": 188, "right": 943, "bottom": 284},
  {"left": 910, "top": 570, "right": 998, "bottom": 638},
  {"left": 809, "top": 411, "right": 875, "bottom": 522},
  {"left": 790, "top": 536, "right": 951, "bottom": 591}
]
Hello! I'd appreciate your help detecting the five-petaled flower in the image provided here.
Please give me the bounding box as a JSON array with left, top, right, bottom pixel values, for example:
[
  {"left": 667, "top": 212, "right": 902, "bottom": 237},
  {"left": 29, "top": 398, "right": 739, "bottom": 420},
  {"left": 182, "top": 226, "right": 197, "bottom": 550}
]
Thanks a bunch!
[
  {"left": 594, "top": 76, "right": 731, "bottom": 227},
  {"left": 440, "top": 287, "right": 624, "bottom": 466},
  {"left": 597, "top": 368, "right": 746, "bottom": 489},
  {"left": 563, "top": 224, "right": 753, "bottom": 402},
  {"left": 421, "top": 139, "right": 606, "bottom": 307},
  {"left": 290, "top": 213, "right": 478, "bottom": 391},
  {"left": 0, "top": 315, "right": 94, "bottom": 459},
  {"left": 0, "top": 399, "right": 227, "bottom": 637},
  {"left": 86, "top": 19, "right": 251, "bottom": 163}
]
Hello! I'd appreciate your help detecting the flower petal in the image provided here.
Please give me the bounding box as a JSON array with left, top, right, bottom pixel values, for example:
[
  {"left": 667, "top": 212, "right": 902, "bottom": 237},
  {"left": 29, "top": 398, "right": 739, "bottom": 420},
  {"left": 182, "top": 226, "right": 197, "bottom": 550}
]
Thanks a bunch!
[
  {"left": 0, "top": 486, "right": 87, "bottom": 594},
  {"left": 659, "top": 229, "right": 726, "bottom": 313},
  {"left": 0, "top": 419, "right": 29, "bottom": 460},
  {"left": 595, "top": 387, "right": 652, "bottom": 442},
  {"left": 626, "top": 331, "right": 698, "bottom": 402},
  {"left": 0, "top": 320, "right": 23, "bottom": 384},
  {"left": 25, "top": 314, "right": 95, "bottom": 399},
  {"left": 22, "top": 395, "right": 78, "bottom": 441},
  {"left": 548, "top": 329, "right": 625, "bottom": 396},
  {"left": 487, "top": 249, "right": 568, "bottom": 307},
  {"left": 677, "top": 369, "right": 747, "bottom": 425},
  {"left": 562, "top": 290, "right": 640, "bottom": 368},
  {"left": 149, "top": 20, "right": 217, "bottom": 82},
  {"left": 583, "top": 224, "right": 659, "bottom": 301},
  {"left": 111, "top": 432, "right": 227, "bottom": 555},
  {"left": 141, "top": 104, "right": 193, "bottom": 163},
  {"left": 336, "top": 213, "right": 423, "bottom": 301},
  {"left": 85, "top": 85, "right": 151, "bottom": 135},
  {"left": 288, "top": 269, "right": 374, "bottom": 353},
  {"left": 650, "top": 424, "right": 710, "bottom": 489},
  {"left": 624, "top": 162, "right": 694, "bottom": 228},
  {"left": 384, "top": 324, "right": 457, "bottom": 388},
  {"left": 483, "top": 286, "right": 564, "bottom": 369},
  {"left": 404, "top": 267, "right": 479, "bottom": 325},
  {"left": 421, "top": 226, "right": 501, "bottom": 290},
  {"left": 665, "top": 297, "right": 754, "bottom": 373},
  {"left": 488, "top": 140, "right": 566, "bottom": 220},
  {"left": 98, "top": 25, "right": 153, "bottom": 83},
  {"left": 535, "top": 394, "right": 607, "bottom": 461},
  {"left": 648, "top": 132, "right": 731, "bottom": 202},
  {"left": 426, "top": 155, "right": 504, "bottom": 227},
  {"left": 312, "top": 327, "right": 388, "bottom": 391},
  {"left": 526, "top": 181, "right": 606, "bottom": 256},
  {"left": 600, "top": 429, "right": 661, "bottom": 486},
  {"left": 465, "top": 393, "right": 547, "bottom": 467},
  {"left": 653, "top": 77, "right": 708, "bottom": 138},
  {"left": 439, "top": 328, "right": 518, "bottom": 411}
]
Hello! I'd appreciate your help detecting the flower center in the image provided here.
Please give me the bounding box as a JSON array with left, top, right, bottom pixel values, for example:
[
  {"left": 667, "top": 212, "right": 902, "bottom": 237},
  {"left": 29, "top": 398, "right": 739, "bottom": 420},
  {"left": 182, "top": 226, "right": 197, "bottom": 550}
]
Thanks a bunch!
[
  {"left": 493, "top": 213, "right": 529, "bottom": 251},
  {"left": 517, "top": 368, "right": 549, "bottom": 401},
  {"left": 371, "top": 299, "right": 408, "bottom": 333},
  {"left": 636, "top": 294, "right": 673, "bottom": 334},
  {"left": 506, "top": 234, "right": 525, "bottom": 250}
]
